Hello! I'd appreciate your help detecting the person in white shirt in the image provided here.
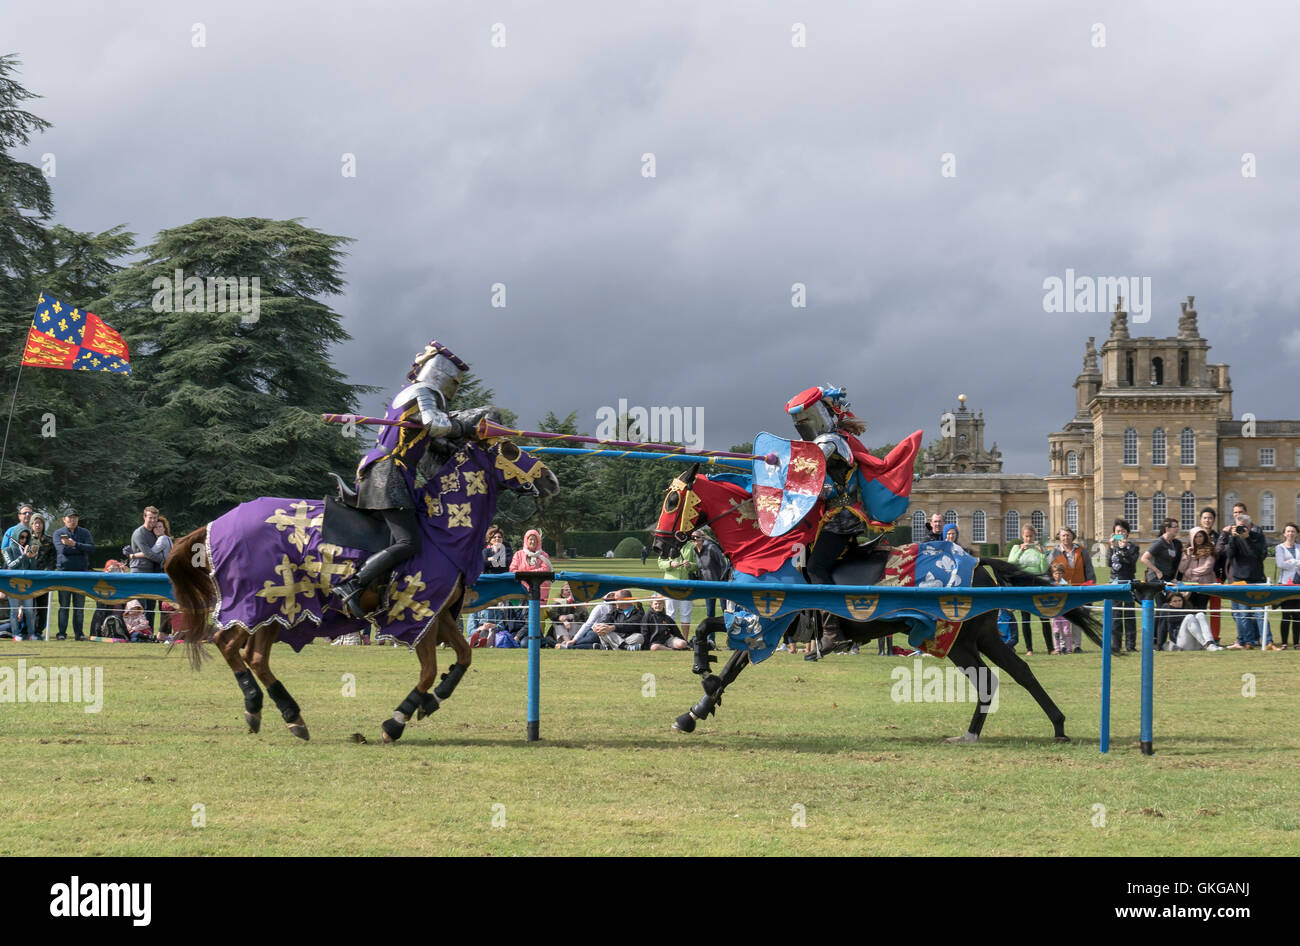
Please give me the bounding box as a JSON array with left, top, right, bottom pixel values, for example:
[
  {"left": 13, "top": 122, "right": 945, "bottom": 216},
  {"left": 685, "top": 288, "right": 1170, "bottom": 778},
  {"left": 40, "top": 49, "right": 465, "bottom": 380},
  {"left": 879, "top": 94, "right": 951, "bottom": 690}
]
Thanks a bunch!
[{"left": 1274, "top": 522, "right": 1300, "bottom": 650}]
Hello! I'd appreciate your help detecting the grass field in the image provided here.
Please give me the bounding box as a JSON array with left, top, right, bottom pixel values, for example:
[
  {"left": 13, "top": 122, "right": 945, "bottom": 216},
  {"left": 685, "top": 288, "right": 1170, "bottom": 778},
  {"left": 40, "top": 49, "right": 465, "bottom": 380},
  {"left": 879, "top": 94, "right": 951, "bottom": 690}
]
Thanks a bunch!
[
  {"left": 3, "top": 554, "right": 1297, "bottom": 856},
  {"left": 2, "top": 636, "right": 1297, "bottom": 855}
]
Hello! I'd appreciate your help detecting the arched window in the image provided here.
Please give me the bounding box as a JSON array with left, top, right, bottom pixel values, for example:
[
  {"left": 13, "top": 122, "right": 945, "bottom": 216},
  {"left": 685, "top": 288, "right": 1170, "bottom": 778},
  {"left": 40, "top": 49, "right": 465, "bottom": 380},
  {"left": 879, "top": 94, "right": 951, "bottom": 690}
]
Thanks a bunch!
[
  {"left": 1065, "top": 499, "right": 1079, "bottom": 534},
  {"left": 1180, "top": 427, "right": 1196, "bottom": 465},
  {"left": 1123, "top": 428, "right": 1138, "bottom": 466},
  {"left": 1125, "top": 353, "right": 1134, "bottom": 386},
  {"left": 1151, "top": 428, "right": 1167, "bottom": 466},
  {"left": 972, "top": 510, "right": 987, "bottom": 543},
  {"left": 1004, "top": 510, "right": 1020, "bottom": 542},
  {"left": 1180, "top": 491, "right": 1196, "bottom": 530},
  {"left": 1179, "top": 350, "right": 1189, "bottom": 386},
  {"left": 1030, "top": 510, "right": 1046, "bottom": 540},
  {"left": 1152, "top": 492, "right": 1167, "bottom": 530},
  {"left": 1151, "top": 356, "right": 1164, "bottom": 385},
  {"left": 1261, "top": 492, "right": 1276, "bottom": 531},
  {"left": 1124, "top": 491, "right": 1139, "bottom": 524},
  {"left": 911, "top": 510, "right": 926, "bottom": 543},
  {"left": 943, "top": 511, "right": 957, "bottom": 535},
  {"left": 1066, "top": 451, "right": 1078, "bottom": 475}
]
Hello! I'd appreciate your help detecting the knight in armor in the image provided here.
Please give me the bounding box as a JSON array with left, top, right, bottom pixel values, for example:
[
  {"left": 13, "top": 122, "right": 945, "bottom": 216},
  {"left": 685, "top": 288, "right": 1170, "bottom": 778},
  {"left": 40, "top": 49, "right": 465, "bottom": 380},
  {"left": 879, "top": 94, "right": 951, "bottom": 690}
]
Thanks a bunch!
[
  {"left": 784, "top": 385, "right": 922, "bottom": 649},
  {"left": 334, "top": 340, "right": 490, "bottom": 619}
]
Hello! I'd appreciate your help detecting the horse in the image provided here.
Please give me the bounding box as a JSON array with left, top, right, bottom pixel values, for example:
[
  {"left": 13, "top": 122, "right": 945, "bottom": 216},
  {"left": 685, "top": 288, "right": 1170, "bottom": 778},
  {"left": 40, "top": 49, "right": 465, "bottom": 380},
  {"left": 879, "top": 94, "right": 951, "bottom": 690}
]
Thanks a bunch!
[
  {"left": 165, "top": 437, "right": 555, "bottom": 743},
  {"left": 651, "top": 464, "right": 1101, "bottom": 743}
]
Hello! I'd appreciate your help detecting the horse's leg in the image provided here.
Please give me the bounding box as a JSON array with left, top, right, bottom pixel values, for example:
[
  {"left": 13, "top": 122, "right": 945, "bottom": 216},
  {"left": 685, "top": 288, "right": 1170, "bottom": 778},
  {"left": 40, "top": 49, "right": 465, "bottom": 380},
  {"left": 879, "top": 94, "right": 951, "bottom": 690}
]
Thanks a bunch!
[
  {"left": 972, "top": 619, "right": 1069, "bottom": 742},
  {"left": 943, "top": 634, "right": 994, "bottom": 744},
  {"left": 247, "top": 628, "right": 308, "bottom": 741},
  {"left": 674, "top": 649, "right": 751, "bottom": 733},
  {"left": 427, "top": 604, "right": 470, "bottom": 710},
  {"left": 214, "top": 626, "right": 262, "bottom": 733},
  {"left": 381, "top": 626, "right": 440, "bottom": 743}
]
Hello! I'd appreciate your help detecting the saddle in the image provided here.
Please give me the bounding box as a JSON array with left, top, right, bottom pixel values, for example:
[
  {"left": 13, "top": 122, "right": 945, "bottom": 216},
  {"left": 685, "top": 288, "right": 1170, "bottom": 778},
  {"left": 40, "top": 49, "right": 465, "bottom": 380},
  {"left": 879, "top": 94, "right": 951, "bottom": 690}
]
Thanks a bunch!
[
  {"left": 824, "top": 538, "right": 891, "bottom": 587},
  {"left": 321, "top": 477, "right": 391, "bottom": 559}
]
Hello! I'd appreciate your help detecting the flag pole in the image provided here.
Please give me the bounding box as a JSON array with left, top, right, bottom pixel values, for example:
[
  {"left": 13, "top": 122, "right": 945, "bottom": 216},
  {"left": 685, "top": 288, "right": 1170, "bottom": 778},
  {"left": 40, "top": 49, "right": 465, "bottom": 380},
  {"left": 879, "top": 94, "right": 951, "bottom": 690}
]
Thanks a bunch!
[{"left": 0, "top": 360, "right": 25, "bottom": 481}]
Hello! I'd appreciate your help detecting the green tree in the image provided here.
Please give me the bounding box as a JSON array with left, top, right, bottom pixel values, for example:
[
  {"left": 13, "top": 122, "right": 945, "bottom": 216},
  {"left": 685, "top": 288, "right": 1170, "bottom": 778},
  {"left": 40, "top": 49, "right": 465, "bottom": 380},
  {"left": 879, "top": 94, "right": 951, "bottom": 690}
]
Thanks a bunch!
[
  {"left": 102, "top": 217, "right": 373, "bottom": 532},
  {"left": 525, "top": 411, "right": 595, "bottom": 554}
]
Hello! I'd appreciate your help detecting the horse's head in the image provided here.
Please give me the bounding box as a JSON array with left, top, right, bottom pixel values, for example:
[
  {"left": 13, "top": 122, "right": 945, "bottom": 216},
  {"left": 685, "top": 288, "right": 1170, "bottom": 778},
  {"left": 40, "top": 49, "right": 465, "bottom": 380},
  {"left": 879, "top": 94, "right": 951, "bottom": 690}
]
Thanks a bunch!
[
  {"left": 490, "top": 439, "right": 559, "bottom": 498},
  {"left": 652, "top": 463, "right": 702, "bottom": 557}
]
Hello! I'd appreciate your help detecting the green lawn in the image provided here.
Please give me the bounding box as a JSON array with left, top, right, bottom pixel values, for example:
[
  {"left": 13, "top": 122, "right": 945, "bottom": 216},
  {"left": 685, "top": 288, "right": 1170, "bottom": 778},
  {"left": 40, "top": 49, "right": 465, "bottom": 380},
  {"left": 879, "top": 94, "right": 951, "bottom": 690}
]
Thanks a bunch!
[
  {"left": 4, "top": 553, "right": 1295, "bottom": 856},
  {"left": 1, "top": 632, "right": 1296, "bottom": 856}
]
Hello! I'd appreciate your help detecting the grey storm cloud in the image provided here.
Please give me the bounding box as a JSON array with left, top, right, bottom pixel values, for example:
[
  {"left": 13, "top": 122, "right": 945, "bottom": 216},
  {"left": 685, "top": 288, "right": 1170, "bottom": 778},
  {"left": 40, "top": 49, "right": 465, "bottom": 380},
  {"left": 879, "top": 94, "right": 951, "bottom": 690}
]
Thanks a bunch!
[{"left": 10, "top": 0, "right": 1300, "bottom": 473}]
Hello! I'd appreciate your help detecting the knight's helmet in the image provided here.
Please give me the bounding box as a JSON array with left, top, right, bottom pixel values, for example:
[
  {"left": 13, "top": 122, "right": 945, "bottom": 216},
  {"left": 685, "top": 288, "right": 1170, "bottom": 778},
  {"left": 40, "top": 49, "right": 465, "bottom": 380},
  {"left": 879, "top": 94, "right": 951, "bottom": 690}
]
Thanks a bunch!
[
  {"left": 407, "top": 340, "right": 469, "bottom": 405},
  {"left": 785, "top": 384, "right": 850, "bottom": 441}
]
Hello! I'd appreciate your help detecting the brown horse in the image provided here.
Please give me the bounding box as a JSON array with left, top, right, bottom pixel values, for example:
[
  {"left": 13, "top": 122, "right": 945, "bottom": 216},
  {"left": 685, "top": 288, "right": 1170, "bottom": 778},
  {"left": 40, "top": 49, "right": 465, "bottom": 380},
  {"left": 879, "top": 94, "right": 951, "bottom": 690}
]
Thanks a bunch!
[{"left": 167, "top": 527, "right": 475, "bottom": 742}]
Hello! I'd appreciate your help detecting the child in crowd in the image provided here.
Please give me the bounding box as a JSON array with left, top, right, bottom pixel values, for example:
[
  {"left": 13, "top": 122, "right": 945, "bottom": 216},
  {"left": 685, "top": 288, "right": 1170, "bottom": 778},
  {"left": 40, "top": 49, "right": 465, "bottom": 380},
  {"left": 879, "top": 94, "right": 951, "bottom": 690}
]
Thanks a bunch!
[
  {"left": 123, "top": 599, "right": 156, "bottom": 642},
  {"left": 1049, "top": 562, "right": 1074, "bottom": 654}
]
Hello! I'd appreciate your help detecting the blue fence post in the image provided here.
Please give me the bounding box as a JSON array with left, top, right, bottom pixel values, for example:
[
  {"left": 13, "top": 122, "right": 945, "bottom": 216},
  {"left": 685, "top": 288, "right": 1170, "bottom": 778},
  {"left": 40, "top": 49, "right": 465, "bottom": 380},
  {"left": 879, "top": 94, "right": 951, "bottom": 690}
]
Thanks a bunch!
[
  {"left": 1100, "top": 598, "right": 1113, "bottom": 754},
  {"left": 514, "top": 570, "right": 553, "bottom": 743},
  {"left": 1133, "top": 581, "right": 1163, "bottom": 756}
]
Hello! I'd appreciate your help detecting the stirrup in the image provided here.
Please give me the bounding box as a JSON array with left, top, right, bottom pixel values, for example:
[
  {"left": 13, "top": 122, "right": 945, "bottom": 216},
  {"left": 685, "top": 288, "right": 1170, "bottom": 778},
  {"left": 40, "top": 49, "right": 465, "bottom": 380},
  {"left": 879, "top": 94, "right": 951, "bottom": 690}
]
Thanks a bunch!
[{"left": 336, "top": 578, "right": 369, "bottom": 619}]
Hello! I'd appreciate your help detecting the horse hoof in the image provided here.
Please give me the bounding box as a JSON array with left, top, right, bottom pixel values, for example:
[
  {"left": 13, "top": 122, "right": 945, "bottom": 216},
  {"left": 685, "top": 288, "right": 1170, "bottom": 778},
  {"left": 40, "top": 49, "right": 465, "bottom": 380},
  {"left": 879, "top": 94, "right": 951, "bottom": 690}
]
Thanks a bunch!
[
  {"left": 381, "top": 717, "right": 405, "bottom": 743},
  {"left": 1054, "top": 734, "right": 1071, "bottom": 743},
  {"left": 944, "top": 732, "right": 979, "bottom": 744},
  {"left": 288, "top": 721, "right": 310, "bottom": 741},
  {"left": 673, "top": 713, "right": 696, "bottom": 733},
  {"left": 245, "top": 711, "right": 262, "bottom": 734}
]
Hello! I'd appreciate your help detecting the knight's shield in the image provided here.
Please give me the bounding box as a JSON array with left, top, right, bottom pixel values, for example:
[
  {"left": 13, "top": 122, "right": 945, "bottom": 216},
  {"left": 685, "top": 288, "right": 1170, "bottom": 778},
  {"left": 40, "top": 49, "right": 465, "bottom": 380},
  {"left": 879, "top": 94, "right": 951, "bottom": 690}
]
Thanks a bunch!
[{"left": 753, "top": 432, "right": 826, "bottom": 537}]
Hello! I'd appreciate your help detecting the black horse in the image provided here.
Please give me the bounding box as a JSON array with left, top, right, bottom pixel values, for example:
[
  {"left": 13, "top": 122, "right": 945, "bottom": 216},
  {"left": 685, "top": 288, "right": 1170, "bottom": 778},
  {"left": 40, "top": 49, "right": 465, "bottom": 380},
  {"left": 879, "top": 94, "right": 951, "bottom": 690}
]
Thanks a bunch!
[{"left": 652, "top": 466, "right": 1101, "bottom": 743}]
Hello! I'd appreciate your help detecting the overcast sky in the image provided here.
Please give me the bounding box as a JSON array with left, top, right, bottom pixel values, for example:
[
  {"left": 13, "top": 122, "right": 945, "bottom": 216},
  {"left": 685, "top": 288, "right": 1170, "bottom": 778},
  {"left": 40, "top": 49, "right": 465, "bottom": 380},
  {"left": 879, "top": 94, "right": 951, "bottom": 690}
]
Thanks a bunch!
[{"left": 10, "top": 1, "right": 1300, "bottom": 473}]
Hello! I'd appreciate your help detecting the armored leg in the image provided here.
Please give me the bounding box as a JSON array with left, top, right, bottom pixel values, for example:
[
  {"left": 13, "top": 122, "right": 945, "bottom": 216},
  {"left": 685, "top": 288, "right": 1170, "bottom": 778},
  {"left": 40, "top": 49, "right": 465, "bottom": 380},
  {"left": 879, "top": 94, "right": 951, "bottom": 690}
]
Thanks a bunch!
[{"left": 336, "top": 508, "right": 419, "bottom": 618}]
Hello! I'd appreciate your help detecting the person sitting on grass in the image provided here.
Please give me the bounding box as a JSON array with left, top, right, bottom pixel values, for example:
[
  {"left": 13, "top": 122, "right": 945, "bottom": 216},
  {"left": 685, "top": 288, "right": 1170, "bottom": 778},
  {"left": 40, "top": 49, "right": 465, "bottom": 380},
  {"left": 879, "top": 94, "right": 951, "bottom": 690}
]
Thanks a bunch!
[
  {"left": 643, "top": 597, "right": 690, "bottom": 650},
  {"left": 1157, "top": 591, "right": 1224, "bottom": 651}
]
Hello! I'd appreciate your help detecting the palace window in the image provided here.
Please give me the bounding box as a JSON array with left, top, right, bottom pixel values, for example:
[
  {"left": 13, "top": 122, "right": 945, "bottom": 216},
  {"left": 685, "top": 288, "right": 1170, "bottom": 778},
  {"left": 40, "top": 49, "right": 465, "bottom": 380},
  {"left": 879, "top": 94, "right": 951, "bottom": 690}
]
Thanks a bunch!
[
  {"left": 1151, "top": 356, "right": 1164, "bottom": 385},
  {"left": 1067, "top": 451, "right": 1078, "bottom": 475},
  {"left": 1152, "top": 491, "right": 1167, "bottom": 530},
  {"left": 1151, "top": 428, "right": 1167, "bottom": 466},
  {"left": 1180, "top": 427, "right": 1196, "bottom": 465},
  {"left": 1262, "top": 492, "right": 1276, "bottom": 531},
  {"left": 1124, "top": 491, "right": 1138, "bottom": 525},
  {"left": 1065, "top": 499, "right": 1079, "bottom": 534},
  {"left": 1031, "top": 509, "right": 1046, "bottom": 540},
  {"left": 1123, "top": 428, "right": 1138, "bottom": 466},
  {"left": 944, "top": 510, "right": 957, "bottom": 528},
  {"left": 1005, "top": 510, "right": 1020, "bottom": 542},
  {"left": 1224, "top": 492, "right": 1238, "bottom": 516},
  {"left": 1224, "top": 447, "right": 1240, "bottom": 467},
  {"left": 1181, "top": 492, "right": 1196, "bottom": 531},
  {"left": 1260, "top": 447, "right": 1275, "bottom": 467},
  {"left": 972, "top": 510, "right": 987, "bottom": 543},
  {"left": 1179, "top": 350, "right": 1189, "bottom": 386},
  {"left": 911, "top": 510, "right": 926, "bottom": 542}
]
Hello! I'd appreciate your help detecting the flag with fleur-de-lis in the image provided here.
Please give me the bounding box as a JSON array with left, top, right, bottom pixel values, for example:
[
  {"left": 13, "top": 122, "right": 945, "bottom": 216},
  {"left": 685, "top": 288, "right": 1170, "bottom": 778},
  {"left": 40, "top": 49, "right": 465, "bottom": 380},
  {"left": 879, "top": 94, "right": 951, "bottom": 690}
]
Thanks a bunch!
[{"left": 20, "top": 291, "right": 131, "bottom": 375}]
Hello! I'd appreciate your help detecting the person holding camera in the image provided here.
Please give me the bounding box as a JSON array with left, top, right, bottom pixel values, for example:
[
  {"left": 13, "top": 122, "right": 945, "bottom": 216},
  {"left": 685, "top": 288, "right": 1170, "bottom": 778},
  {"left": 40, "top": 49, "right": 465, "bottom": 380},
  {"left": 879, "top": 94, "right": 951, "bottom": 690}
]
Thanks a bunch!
[
  {"left": 1215, "top": 506, "right": 1268, "bottom": 649},
  {"left": 1108, "top": 519, "right": 1140, "bottom": 652},
  {"left": 1008, "top": 523, "right": 1051, "bottom": 655}
]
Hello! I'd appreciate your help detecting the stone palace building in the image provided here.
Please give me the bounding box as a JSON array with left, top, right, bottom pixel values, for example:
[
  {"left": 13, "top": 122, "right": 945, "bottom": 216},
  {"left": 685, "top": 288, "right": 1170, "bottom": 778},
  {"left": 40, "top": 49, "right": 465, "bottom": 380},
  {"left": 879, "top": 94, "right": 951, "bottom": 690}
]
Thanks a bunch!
[{"left": 908, "top": 297, "right": 1300, "bottom": 550}]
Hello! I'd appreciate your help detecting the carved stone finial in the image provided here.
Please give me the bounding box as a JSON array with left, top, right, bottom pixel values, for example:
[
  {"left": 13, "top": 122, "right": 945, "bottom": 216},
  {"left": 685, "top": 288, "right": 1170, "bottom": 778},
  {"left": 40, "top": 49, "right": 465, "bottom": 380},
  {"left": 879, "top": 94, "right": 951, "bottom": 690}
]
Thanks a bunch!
[
  {"left": 1110, "top": 298, "right": 1129, "bottom": 339},
  {"left": 1084, "top": 335, "right": 1099, "bottom": 372},
  {"left": 1178, "top": 294, "right": 1200, "bottom": 339}
]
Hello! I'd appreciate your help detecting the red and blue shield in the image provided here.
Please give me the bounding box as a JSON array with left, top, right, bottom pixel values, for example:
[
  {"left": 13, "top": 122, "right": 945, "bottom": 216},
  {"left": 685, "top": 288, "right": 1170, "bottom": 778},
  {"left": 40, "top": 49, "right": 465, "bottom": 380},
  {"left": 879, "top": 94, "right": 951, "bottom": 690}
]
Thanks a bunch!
[{"left": 753, "top": 432, "right": 825, "bottom": 537}]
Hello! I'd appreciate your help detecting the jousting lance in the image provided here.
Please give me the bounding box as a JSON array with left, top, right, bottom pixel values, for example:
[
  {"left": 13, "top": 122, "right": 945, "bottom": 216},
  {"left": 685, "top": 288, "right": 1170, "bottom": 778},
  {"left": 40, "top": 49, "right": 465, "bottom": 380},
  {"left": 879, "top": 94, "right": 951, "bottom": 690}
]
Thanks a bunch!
[
  {"left": 319, "top": 414, "right": 779, "bottom": 465},
  {"left": 530, "top": 446, "right": 751, "bottom": 469}
]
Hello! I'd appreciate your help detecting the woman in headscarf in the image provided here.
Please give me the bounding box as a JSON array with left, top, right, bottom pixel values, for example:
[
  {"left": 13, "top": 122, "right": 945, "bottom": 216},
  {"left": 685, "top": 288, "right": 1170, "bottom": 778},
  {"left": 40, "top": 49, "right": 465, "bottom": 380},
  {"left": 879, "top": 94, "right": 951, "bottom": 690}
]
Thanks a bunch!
[{"left": 509, "top": 529, "right": 552, "bottom": 603}]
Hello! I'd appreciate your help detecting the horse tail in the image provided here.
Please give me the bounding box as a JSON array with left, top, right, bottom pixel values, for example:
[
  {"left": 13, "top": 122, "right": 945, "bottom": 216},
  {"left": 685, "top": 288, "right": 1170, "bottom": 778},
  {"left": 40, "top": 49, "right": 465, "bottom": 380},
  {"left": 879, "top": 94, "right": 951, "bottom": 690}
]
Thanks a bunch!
[
  {"left": 165, "top": 526, "right": 215, "bottom": 670},
  {"left": 979, "top": 557, "right": 1104, "bottom": 648}
]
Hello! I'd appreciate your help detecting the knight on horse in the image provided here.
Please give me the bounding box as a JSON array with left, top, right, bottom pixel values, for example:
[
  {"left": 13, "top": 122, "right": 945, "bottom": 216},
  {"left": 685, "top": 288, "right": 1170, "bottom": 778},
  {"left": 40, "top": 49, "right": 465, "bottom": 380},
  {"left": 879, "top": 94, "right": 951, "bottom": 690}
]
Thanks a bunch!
[
  {"left": 334, "top": 339, "right": 496, "bottom": 618},
  {"left": 783, "top": 384, "right": 921, "bottom": 645}
]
